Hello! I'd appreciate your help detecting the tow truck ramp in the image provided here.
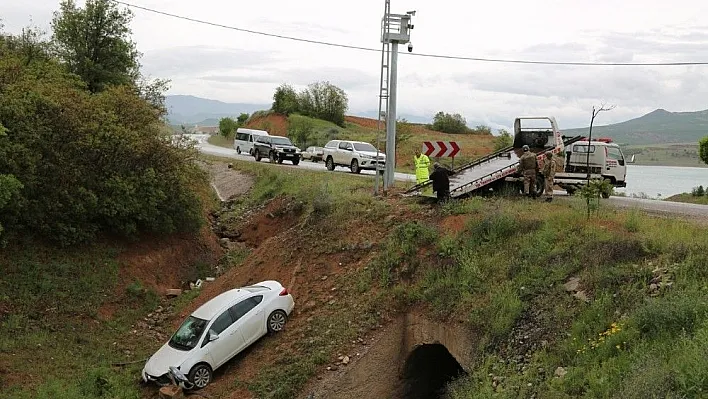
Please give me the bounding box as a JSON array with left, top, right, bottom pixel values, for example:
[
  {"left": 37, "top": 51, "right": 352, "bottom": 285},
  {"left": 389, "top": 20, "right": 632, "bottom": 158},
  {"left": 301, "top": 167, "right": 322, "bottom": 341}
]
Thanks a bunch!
[{"left": 405, "top": 136, "right": 584, "bottom": 199}]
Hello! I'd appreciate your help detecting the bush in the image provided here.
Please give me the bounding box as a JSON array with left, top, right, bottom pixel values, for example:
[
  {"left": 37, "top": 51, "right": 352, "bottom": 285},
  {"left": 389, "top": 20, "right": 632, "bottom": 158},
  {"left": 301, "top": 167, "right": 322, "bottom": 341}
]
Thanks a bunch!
[
  {"left": 691, "top": 185, "right": 705, "bottom": 196},
  {"left": 493, "top": 129, "right": 513, "bottom": 150},
  {"left": 700, "top": 136, "right": 708, "bottom": 165},
  {"left": 431, "top": 111, "right": 469, "bottom": 134},
  {"left": 288, "top": 114, "right": 315, "bottom": 147},
  {"left": 634, "top": 292, "right": 708, "bottom": 338},
  {"left": 0, "top": 34, "right": 205, "bottom": 245}
]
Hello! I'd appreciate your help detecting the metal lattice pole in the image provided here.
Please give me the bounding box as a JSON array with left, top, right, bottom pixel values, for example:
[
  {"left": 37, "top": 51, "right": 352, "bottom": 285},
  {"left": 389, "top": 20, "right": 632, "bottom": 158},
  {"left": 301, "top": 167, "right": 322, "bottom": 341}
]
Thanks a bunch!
[{"left": 374, "top": 0, "right": 391, "bottom": 195}]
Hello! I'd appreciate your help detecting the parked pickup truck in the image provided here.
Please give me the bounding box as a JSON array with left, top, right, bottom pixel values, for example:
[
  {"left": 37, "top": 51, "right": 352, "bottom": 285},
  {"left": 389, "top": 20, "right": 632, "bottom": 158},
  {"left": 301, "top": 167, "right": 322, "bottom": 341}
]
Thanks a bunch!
[
  {"left": 323, "top": 140, "right": 385, "bottom": 174},
  {"left": 253, "top": 135, "right": 301, "bottom": 165}
]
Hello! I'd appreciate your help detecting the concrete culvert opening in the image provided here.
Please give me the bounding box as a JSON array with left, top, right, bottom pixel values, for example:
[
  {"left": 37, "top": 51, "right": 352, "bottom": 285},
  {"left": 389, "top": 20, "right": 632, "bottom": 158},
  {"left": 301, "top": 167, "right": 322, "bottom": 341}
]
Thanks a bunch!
[{"left": 399, "top": 343, "right": 467, "bottom": 399}]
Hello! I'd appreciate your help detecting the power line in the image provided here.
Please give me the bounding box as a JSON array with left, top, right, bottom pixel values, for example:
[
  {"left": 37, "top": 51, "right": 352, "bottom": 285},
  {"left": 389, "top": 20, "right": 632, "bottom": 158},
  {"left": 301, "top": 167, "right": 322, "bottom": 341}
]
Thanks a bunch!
[{"left": 114, "top": 0, "right": 708, "bottom": 67}]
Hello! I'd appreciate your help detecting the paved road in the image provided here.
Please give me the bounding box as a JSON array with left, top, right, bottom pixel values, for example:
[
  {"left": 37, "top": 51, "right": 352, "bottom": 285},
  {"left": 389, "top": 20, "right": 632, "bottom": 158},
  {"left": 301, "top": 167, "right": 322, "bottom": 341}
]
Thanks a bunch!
[
  {"left": 190, "top": 135, "right": 708, "bottom": 219},
  {"left": 191, "top": 135, "right": 417, "bottom": 183},
  {"left": 605, "top": 196, "right": 708, "bottom": 219}
]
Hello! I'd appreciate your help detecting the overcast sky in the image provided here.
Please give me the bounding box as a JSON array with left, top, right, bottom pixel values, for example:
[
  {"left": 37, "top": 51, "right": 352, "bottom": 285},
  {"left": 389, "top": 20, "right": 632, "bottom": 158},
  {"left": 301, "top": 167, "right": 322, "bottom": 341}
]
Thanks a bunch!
[{"left": 3, "top": 0, "right": 708, "bottom": 129}]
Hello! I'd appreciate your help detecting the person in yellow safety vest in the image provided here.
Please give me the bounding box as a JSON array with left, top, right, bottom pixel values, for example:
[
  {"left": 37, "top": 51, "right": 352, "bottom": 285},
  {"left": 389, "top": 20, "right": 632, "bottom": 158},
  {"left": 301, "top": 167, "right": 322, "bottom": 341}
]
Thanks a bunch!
[{"left": 414, "top": 148, "right": 432, "bottom": 195}]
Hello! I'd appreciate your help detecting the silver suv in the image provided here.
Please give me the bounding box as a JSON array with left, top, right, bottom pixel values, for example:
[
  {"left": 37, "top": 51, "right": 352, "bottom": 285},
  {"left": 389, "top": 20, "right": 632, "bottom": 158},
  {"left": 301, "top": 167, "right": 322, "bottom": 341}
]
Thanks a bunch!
[{"left": 322, "top": 140, "right": 386, "bottom": 174}]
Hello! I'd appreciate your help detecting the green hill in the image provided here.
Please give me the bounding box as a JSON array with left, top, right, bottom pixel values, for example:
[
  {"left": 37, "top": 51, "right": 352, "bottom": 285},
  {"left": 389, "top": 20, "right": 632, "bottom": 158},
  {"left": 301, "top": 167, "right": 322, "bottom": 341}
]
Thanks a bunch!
[{"left": 564, "top": 108, "right": 708, "bottom": 145}]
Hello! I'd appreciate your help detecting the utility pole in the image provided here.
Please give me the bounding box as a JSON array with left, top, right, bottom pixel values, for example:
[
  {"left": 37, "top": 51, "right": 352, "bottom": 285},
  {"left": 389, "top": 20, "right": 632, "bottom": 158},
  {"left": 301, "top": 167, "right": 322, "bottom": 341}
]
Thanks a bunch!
[
  {"left": 376, "top": 3, "right": 415, "bottom": 192},
  {"left": 374, "top": 0, "right": 391, "bottom": 195}
]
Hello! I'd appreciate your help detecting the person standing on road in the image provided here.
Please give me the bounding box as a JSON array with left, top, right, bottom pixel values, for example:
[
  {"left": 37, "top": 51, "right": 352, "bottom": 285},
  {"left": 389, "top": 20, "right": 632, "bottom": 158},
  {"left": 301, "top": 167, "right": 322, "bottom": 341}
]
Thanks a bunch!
[
  {"left": 414, "top": 148, "right": 432, "bottom": 196},
  {"left": 429, "top": 162, "right": 455, "bottom": 203},
  {"left": 542, "top": 152, "right": 556, "bottom": 202},
  {"left": 518, "top": 145, "right": 539, "bottom": 198}
]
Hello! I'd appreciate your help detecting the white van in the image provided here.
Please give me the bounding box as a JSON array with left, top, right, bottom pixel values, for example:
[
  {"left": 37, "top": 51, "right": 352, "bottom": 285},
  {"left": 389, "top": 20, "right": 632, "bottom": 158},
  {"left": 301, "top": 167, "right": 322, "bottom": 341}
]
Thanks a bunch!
[{"left": 233, "top": 128, "right": 269, "bottom": 155}]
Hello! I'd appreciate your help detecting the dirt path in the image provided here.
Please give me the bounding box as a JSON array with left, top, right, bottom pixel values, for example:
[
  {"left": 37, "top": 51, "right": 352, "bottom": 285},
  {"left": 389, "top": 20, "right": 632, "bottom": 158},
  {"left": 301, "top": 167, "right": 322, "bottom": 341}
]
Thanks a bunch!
[{"left": 201, "top": 160, "right": 254, "bottom": 200}]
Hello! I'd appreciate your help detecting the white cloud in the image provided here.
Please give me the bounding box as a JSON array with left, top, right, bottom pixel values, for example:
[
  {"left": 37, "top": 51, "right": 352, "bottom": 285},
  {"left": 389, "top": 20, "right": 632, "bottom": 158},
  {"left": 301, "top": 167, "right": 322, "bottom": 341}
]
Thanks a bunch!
[{"left": 4, "top": 0, "right": 708, "bottom": 130}]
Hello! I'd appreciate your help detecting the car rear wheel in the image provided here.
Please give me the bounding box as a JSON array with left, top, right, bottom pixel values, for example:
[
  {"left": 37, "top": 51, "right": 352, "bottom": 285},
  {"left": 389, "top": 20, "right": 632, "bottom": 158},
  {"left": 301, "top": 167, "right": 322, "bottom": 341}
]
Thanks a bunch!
[
  {"left": 236, "top": 147, "right": 241, "bottom": 154},
  {"left": 267, "top": 310, "right": 287, "bottom": 333},
  {"left": 254, "top": 150, "right": 261, "bottom": 162},
  {"left": 326, "top": 157, "right": 335, "bottom": 171},
  {"left": 350, "top": 159, "right": 361, "bottom": 174},
  {"left": 188, "top": 364, "right": 213, "bottom": 390}
]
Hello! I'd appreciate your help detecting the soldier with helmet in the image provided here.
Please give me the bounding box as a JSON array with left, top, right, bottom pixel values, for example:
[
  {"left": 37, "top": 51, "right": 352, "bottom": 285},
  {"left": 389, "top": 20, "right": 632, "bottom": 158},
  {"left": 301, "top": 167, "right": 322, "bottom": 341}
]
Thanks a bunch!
[{"left": 518, "top": 145, "right": 539, "bottom": 198}]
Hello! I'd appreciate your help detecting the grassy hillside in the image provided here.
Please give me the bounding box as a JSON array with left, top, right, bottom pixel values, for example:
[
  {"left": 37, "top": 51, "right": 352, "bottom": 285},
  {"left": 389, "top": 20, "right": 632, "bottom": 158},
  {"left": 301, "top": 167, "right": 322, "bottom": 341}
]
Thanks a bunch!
[
  {"left": 623, "top": 143, "right": 707, "bottom": 168},
  {"left": 192, "top": 158, "right": 708, "bottom": 399},
  {"left": 8, "top": 154, "right": 708, "bottom": 399},
  {"left": 1, "top": 229, "right": 223, "bottom": 399},
  {"left": 208, "top": 112, "right": 496, "bottom": 170},
  {"left": 565, "top": 108, "right": 708, "bottom": 146}
]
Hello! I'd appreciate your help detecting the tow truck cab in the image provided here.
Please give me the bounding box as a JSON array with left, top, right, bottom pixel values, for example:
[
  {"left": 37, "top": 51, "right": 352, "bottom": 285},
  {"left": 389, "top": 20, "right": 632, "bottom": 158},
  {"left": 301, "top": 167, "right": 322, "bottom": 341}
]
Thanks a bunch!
[{"left": 562, "top": 137, "right": 627, "bottom": 187}]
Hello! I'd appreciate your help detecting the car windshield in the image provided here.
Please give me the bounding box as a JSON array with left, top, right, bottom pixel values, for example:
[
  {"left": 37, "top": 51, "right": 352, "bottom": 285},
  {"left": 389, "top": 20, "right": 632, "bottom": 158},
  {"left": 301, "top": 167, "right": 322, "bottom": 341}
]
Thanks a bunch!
[
  {"left": 271, "top": 137, "right": 293, "bottom": 146},
  {"left": 353, "top": 143, "right": 377, "bottom": 152},
  {"left": 168, "top": 316, "right": 208, "bottom": 351}
]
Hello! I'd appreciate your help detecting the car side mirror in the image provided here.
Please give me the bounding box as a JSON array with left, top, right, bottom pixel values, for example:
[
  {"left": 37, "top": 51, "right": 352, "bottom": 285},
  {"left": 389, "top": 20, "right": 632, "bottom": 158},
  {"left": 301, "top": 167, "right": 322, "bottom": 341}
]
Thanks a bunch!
[{"left": 208, "top": 331, "right": 219, "bottom": 342}]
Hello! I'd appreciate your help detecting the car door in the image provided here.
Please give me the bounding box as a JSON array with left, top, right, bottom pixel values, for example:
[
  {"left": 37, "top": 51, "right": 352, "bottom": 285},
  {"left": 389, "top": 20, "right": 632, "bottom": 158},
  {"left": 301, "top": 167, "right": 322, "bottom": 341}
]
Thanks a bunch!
[
  {"left": 230, "top": 295, "right": 266, "bottom": 347},
  {"left": 255, "top": 137, "right": 268, "bottom": 158},
  {"left": 204, "top": 308, "right": 244, "bottom": 368},
  {"left": 606, "top": 146, "right": 626, "bottom": 181},
  {"left": 337, "top": 141, "right": 349, "bottom": 164}
]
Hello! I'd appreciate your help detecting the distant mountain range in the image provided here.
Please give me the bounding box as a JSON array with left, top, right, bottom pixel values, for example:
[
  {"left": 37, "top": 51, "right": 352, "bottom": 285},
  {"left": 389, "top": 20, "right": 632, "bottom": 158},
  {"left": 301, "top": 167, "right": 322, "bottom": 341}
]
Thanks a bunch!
[
  {"left": 167, "top": 96, "right": 708, "bottom": 146},
  {"left": 166, "top": 95, "right": 270, "bottom": 125},
  {"left": 564, "top": 108, "right": 708, "bottom": 146},
  {"left": 165, "top": 95, "right": 440, "bottom": 127}
]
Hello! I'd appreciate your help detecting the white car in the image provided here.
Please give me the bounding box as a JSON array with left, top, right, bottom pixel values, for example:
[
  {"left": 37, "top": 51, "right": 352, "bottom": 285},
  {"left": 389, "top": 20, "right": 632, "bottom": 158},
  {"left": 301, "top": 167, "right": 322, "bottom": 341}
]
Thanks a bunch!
[
  {"left": 322, "top": 140, "right": 386, "bottom": 174},
  {"left": 301, "top": 146, "right": 324, "bottom": 162},
  {"left": 142, "top": 281, "right": 295, "bottom": 389}
]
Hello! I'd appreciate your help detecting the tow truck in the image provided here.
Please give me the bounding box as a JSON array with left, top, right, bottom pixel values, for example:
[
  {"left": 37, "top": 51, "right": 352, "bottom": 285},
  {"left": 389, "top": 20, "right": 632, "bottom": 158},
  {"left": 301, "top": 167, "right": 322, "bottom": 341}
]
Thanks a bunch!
[{"left": 404, "top": 117, "right": 628, "bottom": 199}]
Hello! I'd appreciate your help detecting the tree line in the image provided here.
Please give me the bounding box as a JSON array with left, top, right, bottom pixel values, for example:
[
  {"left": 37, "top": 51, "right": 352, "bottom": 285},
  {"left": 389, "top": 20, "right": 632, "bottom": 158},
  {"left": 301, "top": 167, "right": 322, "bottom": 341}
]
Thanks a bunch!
[
  {"left": 272, "top": 82, "right": 349, "bottom": 127},
  {"left": 0, "top": 0, "right": 205, "bottom": 246}
]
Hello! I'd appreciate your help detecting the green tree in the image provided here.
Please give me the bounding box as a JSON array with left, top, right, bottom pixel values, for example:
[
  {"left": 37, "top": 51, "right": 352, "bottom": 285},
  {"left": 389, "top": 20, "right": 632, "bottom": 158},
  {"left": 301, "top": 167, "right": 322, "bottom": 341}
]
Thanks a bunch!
[
  {"left": 0, "top": 31, "right": 204, "bottom": 246},
  {"left": 288, "top": 115, "right": 315, "bottom": 148},
  {"left": 272, "top": 84, "right": 299, "bottom": 115},
  {"left": 431, "top": 111, "right": 469, "bottom": 134},
  {"left": 237, "top": 113, "right": 249, "bottom": 125},
  {"left": 699, "top": 136, "right": 708, "bottom": 165},
  {"left": 396, "top": 118, "right": 414, "bottom": 153},
  {"left": 218, "top": 117, "right": 238, "bottom": 137},
  {"left": 298, "top": 81, "right": 349, "bottom": 126},
  {"left": 51, "top": 0, "right": 140, "bottom": 93},
  {"left": 473, "top": 125, "right": 493, "bottom": 135},
  {"left": 494, "top": 129, "right": 513, "bottom": 151}
]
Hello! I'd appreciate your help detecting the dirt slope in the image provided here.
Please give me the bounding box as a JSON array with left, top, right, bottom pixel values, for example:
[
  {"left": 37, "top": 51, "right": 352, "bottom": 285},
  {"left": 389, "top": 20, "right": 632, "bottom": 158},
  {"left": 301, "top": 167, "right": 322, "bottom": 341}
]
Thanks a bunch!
[{"left": 244, "top": 113, "right": 289, "bottom": 136}]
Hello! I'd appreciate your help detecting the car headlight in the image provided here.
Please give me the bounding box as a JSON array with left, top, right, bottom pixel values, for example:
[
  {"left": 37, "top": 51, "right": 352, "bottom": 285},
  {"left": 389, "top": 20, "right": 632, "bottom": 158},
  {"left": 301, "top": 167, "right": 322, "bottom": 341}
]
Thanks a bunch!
[{"left": 361, "top": 154, "right": 375, "bottom": 160}]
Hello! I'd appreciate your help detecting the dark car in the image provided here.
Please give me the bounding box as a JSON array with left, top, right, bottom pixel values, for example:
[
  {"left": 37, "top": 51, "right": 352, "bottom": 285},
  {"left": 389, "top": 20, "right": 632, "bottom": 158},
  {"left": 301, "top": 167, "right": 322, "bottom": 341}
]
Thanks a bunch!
[{"left": 253, "top": 136, "right": 301, "bottom": 165}]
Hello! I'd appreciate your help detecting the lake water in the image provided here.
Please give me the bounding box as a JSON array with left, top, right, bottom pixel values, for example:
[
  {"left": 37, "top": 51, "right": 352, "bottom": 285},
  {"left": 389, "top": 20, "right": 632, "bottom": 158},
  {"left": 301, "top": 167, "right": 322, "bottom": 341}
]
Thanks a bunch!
[{"left": 615, "top": 165, "right": 708, "bottom": 198}]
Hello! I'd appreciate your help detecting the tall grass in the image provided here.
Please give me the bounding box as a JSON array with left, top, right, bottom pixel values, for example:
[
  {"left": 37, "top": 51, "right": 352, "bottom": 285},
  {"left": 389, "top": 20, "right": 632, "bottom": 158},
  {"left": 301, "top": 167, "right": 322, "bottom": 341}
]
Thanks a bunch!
[
  {"left": 0, "top": 245, "right": 154, "bottom": 398},
  {"left": 435, "top": 200, "right": 708, "bottom": 398}
]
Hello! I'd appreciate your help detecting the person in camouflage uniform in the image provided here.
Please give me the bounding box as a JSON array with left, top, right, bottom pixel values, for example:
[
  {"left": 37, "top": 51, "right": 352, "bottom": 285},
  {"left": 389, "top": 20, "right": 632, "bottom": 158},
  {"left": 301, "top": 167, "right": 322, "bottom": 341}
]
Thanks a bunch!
[
  {"left": 518, "top": 145, "right": 538, "bottom": 198},
  {"left": 542, "top": 152, "right": 556, "bottom": 202}
]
